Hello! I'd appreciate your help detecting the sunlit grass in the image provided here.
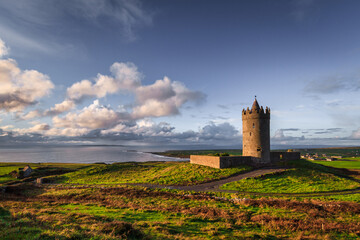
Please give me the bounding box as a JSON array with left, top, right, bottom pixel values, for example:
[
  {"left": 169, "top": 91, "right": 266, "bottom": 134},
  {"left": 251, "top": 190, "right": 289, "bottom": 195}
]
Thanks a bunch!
[
  {"left": 221, "top": 168, "right": 360, "bottom": 193},
  {"left": 58, "top": 162, "right": 252, "bottom": 186},
  {"left": 312, "top": 159, "right": 360, "bottom": 169}
]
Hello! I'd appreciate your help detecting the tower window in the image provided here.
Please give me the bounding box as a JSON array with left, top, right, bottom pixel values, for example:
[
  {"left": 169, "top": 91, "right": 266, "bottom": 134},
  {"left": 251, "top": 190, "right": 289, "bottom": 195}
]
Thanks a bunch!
[
  {"left": 257, "top": 147, "right": 261, "bottom": 152},
  {"left": 250, "top": 132, "right": 251, "bottom": 136},
  {"left": 253, "top": 123, "right": 255, "bottom": 128}
]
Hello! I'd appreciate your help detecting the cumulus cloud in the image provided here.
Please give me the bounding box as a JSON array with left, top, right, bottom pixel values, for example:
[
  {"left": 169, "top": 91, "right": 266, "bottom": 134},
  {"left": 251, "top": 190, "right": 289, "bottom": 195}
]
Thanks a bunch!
[
  {"left": 21, "top": 110, "right": 42, "bottom": 120},
  {"left": 132, "top": 77, "right": 206, "bottom": 119},
  {"left": 98, "top": 120, "right": 239, "bottom": 145},
  {"left": 198, "top": 122, "right": 240, "bottom": 141},
  {"left": 66, "top": 62, "right": 142, "bottom": 102},
  {"left": 53, "top": 100, "right": 128, "bottom": 130},
  {"left": 44, "top": 99, "right": 76, "bottom": 116},
  {"left": 0, "top": 58, "right": 54, "bottom": 112},
  {"left": 272, "top": 129, "right": 305, "bottom": 142},
  {"left": 59, "top": 62, "right": 205, "bottom": 120},
  {"left": 2, "top": 117, "right": 240, "bottom": 146},
  {"left": 18, "top": 61, "right": 204, "bottom": 127},
  {"left": 0, "top": 38, "right": 9, "bottom": 57}
]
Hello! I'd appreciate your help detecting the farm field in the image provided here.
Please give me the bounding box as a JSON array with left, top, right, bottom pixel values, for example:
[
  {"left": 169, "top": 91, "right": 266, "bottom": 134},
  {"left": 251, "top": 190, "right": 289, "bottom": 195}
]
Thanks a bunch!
[
  {"left": 313, "top": 159, "right": 360, "bottom": 169},
  {"left": 1, "top": 156, "right": 360, "bottom": 239}
]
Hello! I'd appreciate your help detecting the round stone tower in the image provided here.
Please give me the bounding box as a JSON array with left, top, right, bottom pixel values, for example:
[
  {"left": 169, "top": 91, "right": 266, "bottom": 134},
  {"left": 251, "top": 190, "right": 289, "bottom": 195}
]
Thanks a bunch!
[{"left": 242, "top": 97, "right": 270, "bottom": 163}]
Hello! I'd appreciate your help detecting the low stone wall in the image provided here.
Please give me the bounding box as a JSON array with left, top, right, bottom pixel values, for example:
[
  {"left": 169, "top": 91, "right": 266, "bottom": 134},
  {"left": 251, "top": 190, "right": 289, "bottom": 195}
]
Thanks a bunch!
[
  {"left": 190, "top": 155, "right": 262, "bottom": 169},
  {"left": 190, "top": 155, "right": 221, "bottom": 168},
  {"left": 191, "top": 152, "right": 301, "bottom": 169}
]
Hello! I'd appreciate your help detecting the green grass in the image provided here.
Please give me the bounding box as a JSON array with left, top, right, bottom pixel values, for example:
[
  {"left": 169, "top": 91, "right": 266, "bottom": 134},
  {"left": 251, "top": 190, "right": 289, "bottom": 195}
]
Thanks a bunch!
[
  {"left": 1, "top": 156, "right": 360, "bottom": 239},
  {"left": 221, "top": 161, "right": 360, "bottom": 193},
  {"left": 58, "top": 162, "right": 252, "bottom": 186},
  {"left": 312, "top": 159, "right": 360, "bottom": 169},
  {"left": 0, "top": 162, "right": 93, "bottom": 185},
  {"left": 0, "top": 162, "right": 92, "bottom": 170},
  {"left": 2, "top": 184, "right": 360, "bottom": 239}
]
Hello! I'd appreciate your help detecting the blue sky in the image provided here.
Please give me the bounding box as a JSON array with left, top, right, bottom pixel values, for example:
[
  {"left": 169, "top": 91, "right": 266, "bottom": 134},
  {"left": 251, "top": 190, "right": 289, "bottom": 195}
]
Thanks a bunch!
[{"left": 1, "top": 0, "right": 360, "bottom": 149}]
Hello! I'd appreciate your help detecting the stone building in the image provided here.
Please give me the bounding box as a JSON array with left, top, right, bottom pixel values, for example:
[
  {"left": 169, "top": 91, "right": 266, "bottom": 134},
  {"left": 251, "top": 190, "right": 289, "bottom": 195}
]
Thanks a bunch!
[
  {"left": 190, "top": 97, "right": 300, "bottom": 168},
  {"left": 242, "top": 98, "right": 270, "bottom": 163}
]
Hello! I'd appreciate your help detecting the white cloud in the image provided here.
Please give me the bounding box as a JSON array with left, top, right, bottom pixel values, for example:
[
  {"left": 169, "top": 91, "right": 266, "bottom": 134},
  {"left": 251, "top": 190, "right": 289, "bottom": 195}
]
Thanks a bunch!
[
  {"left": 63, "top": 62, "right": 205, "bottom": 120},
  {"left": 0, "top": 58, "right": 54, "bottom": 112},
  {"left": 67, "top": 62, "right": 142, "bottom": 101},
  {"left": 132, "top": 99, "right": 180, "bottom": 119},
  {"left": 132, "top": 77, "right": 205, "bottom": 119},
  {"left": 0, "top": 38, "right": 9, "bottom": 57},
  {"left": 135, "top": 77, "right": 175, "bottom": 103},
  {"left": 45, "top": 127, "right": 90, "bottom": 137},
  {"left": 198, "top": 122, "right": 240, "bottom": 141},
  {"left": 21, "top": 110, "right": 42, "bottom": 120},
  {"left": 44, "top": 99, "right": 76, "bottom": 116},
  {"left": 110, "top": 62, "right": 142, "bottom": 90},
  {"left": 53, "top": 100, "right": 124, "bottom": 130},
  {"left": 0, "top": 125, "right": 14, "bottom": 130}
]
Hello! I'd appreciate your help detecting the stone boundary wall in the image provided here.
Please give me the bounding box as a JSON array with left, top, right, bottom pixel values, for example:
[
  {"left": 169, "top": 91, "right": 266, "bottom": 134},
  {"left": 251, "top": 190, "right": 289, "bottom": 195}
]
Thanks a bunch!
[
  {"left": 190, "top": 152, "right": 301, "bottom": 169},
  {"left": 190, "top": 155, "right": 221, "bottom": 168},
  {"left": 190, "top": 155, "right": 262, "bottom": 169}
]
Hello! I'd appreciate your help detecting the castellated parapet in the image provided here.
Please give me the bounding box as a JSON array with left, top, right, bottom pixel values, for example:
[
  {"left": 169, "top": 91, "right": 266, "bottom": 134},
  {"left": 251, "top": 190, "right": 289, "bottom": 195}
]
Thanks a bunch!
[{"left": 242, "top": 98, "right": 271, "bottom": 163}]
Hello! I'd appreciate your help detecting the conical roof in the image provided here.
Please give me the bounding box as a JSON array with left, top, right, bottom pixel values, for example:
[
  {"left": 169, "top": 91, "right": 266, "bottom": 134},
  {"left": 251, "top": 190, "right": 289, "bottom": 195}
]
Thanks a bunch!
[{"left": 251, "top": 98, "right": 260, "bottom": 110}]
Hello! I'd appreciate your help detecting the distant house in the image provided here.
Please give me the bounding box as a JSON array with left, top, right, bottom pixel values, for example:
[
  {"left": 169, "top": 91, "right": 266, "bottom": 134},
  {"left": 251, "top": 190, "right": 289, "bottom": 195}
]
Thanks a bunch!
[
  {"left": 10, "top": 165, "right": 33, "bottom": 179},
  {"left": 23, "top": 165, "right": 33, "bottom": 177}
]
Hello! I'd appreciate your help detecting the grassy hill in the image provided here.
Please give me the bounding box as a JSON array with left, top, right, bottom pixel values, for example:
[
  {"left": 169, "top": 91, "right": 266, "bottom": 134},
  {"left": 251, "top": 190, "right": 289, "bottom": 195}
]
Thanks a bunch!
[
  {"left": 55, "top": 162, "right": 251, "bottom": 186},
  {"left": 1, "top": 158, "right": 360, "bottom": 239}
]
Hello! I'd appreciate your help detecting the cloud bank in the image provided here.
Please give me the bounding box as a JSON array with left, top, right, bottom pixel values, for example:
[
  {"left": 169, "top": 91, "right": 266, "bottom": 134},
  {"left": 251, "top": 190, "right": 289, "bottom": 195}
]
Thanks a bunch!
[{"left": 40, "top": 61, "right": 205, "bottom": 121}]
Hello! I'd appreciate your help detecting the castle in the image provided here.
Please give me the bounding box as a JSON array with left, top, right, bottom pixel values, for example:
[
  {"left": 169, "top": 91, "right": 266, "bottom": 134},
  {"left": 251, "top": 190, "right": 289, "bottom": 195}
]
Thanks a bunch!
[
  {"left": 242, "top": 97, "right": 271, "bottom": 163},
  {"left": 190, "top": 98, "right": 300, "bottom": 169}
]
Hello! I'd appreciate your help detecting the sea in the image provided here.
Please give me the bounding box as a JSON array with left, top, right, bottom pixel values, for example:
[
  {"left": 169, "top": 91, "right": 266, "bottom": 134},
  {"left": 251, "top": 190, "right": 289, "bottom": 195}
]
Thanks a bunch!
[{"left": 0, "top": 145, "right": 183, "bottom": 164}]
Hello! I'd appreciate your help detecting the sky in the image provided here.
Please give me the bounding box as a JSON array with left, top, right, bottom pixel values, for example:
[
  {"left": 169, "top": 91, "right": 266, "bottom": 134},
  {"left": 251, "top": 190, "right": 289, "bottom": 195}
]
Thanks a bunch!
[{"left": 1, "top": 0, "right": 360, "bottom": 150}]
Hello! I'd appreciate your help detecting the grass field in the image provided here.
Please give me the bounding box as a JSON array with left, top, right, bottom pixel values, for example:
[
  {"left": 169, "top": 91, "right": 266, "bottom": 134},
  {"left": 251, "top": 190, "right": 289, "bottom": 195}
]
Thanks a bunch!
[
  {"left": 1, "top": 183, "right": 360, "bottom": 239},
  {"left": 1, "top": 157, "right": 360, "bottom": 239},
  {"left": 0, "top": 162, "right": 92, "bottom": 185},
  {"left": 57, "top": 162, "right": 252, "bottom": 186},
  {"left": 221, "top": 168, "right": 360, "bottom": 193},
  {"left": 313, "top": 159, "right": 360, "bottom": 169}
]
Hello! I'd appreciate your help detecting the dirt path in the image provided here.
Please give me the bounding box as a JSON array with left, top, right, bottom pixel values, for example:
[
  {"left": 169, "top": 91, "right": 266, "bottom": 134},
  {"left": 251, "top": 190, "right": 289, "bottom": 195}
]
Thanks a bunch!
[
  {"left": 23, "top": 167, "right": 360, "bottom": 197},
  {"left": 128, "top": 168, "right": 360, "bottom": 196},
  {"left": 129, "top": 167, "right": 288, "bottom": 192}
]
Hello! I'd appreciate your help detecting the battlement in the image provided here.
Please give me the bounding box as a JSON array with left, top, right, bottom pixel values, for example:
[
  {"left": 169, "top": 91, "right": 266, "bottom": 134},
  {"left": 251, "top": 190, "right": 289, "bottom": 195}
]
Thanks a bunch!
[{"left": 242, "top": 106, "right": 270, "bottom": 119}]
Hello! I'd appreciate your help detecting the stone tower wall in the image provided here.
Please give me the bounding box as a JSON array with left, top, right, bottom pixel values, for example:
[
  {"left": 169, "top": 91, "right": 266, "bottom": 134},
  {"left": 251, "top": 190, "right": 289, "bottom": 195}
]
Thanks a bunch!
[{"left": 242, "top": 106, "right": 270, "bottom": 163}]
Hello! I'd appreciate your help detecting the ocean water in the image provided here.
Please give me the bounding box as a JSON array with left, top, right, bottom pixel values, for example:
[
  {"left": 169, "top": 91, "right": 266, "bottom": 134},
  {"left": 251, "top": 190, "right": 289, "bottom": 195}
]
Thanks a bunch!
[{"left": 0, "top": 146, "right": 182, "bottom": 164}]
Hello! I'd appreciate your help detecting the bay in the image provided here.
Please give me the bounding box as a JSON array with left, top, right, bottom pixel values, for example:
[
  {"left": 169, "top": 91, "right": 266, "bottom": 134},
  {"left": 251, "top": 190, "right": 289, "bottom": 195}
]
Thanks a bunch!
[{"left": 0, "top": 145, "right": 182, "bottom": 164}]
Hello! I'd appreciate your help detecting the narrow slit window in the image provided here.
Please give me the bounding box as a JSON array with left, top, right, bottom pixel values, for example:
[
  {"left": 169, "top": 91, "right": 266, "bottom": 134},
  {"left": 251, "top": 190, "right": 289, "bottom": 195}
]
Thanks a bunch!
[
  {"left": 250, "top": 132, "right": 251, "bottom": 136},
  {"left": 253, "top": 123, "right": 255, "bottom": 128}
]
